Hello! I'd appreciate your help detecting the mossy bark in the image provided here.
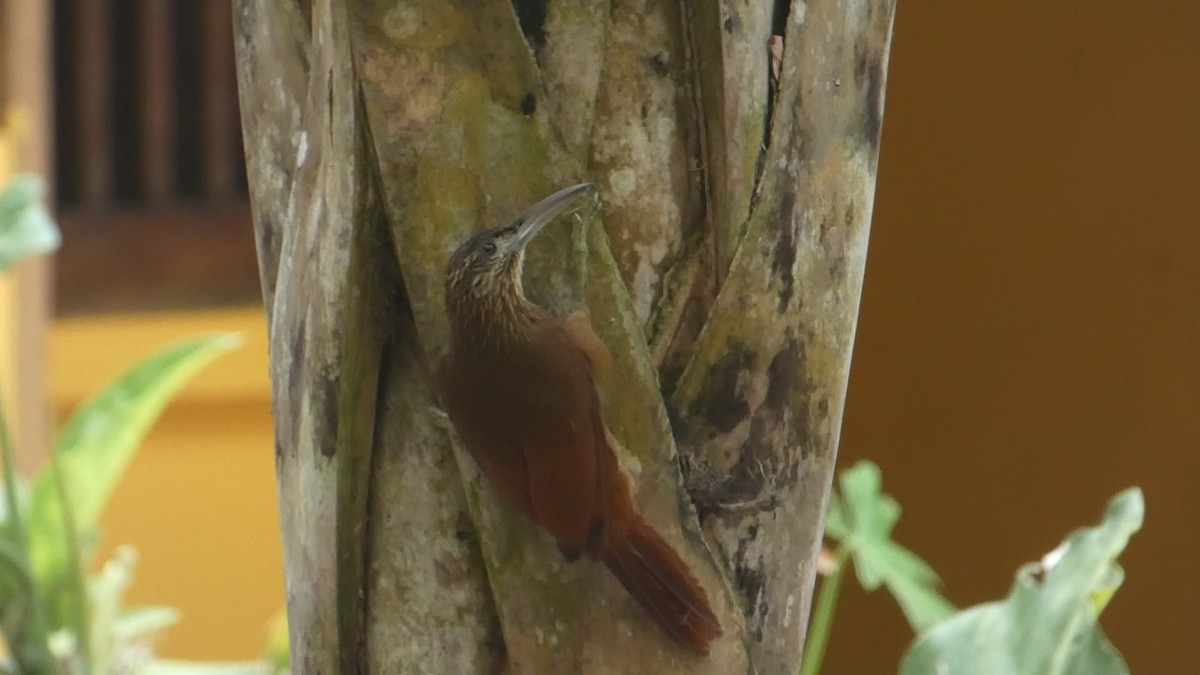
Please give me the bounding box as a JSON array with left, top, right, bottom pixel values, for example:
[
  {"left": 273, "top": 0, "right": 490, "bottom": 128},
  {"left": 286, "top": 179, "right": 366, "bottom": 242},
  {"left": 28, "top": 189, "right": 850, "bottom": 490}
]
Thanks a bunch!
[{"left": 234, "top": 0, "right": 896, "bottom": 672}]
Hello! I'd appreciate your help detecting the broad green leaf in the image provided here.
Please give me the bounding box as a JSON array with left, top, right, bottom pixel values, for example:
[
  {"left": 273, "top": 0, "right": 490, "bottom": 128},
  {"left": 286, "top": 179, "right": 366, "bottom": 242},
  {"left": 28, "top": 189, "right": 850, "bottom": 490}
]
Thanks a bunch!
[
  {"left": 0, "top": 536, "right": 37, "bottom": 632},
  {"left": 27, "top": 334, "right": 240, "bottom": 618},
  {"left": 1090, "top": 564, "right": 1123, "bottom": 614},
  {"left": 864, "top": 540, "right": 956, "bottom": 631},
  {"left": 825, "top": 461, "right": 956, "bottom": 631},
  {"left": 901, "top": 488, "right": 1143, "bottom": 675},
  {"left": 0, "top": 537, "right": 55, "bottom": 673},
  {"left": 0, "top": 175, "right": 60, "bottom": 272}
]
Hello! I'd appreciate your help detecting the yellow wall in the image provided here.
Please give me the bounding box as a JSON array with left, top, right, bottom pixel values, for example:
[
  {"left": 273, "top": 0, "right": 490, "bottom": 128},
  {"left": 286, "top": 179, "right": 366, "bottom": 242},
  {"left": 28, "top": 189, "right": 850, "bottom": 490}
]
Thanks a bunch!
[{"left": 50, "top": 307, "right": 284, "bottom": 660}]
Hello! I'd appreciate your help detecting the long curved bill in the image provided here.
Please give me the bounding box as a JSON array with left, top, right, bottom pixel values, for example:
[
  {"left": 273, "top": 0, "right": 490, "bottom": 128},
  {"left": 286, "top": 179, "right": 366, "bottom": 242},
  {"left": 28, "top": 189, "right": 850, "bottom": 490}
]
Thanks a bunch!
[{"left": 507, "top": 183, "right": 597, "bottom": 252}]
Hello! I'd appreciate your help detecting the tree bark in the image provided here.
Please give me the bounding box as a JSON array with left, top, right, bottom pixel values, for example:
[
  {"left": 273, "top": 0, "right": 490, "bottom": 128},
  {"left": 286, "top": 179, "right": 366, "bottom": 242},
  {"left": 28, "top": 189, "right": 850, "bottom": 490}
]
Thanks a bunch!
[{"left": 234, "top": 1, "right": 896, "bottom": 672}]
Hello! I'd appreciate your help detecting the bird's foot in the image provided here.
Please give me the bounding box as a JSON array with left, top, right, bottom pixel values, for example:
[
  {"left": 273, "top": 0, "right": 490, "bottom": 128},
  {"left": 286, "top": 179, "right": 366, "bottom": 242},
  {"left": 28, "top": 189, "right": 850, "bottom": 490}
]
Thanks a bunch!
[{"left": 428, "top": 404, "right": 452, "bottom": 432}]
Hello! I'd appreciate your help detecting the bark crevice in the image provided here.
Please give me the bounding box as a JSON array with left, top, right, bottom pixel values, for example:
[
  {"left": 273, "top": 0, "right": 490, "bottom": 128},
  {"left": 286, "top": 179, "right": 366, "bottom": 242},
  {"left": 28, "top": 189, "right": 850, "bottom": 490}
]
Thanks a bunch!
[
  {"left": 235, "top": 0, "right": 897, "bottom": 671},
  {"left": 511, "top": 0, "right": 550, "bottom": 53}
]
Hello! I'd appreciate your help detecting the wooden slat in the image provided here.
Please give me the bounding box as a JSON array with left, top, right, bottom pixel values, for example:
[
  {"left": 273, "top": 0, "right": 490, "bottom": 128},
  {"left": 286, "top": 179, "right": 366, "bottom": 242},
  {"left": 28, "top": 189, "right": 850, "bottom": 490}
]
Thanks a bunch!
[
  {"left": 54, "top": 0, "right": 260, "bottom": 316},
  {"left": 76, "top": 0, "right": 113, "bottom": 204},
  {"left": 140, "top": 0, "right": 175, "bottom": 201},
  {"left": 55, "top": 204, "right": 261, "bottom": 313},
  {"left": 201, "top": 0, "right": 238, "bottom": 200}
]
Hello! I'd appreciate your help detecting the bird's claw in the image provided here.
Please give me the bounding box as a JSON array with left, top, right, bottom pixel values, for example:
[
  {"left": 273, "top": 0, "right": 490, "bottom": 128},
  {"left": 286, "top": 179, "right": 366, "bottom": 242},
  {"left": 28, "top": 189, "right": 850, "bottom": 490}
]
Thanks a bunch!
[{"left": 428, "top": 404, "right": 452, "bottom": 431}]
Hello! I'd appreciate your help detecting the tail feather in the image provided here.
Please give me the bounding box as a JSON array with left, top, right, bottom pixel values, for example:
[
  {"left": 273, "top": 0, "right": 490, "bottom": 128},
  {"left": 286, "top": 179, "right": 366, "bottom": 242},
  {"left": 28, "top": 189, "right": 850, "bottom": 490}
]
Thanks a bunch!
[{"left": 601, "top": 515, "right": 722, "bottom": 655}]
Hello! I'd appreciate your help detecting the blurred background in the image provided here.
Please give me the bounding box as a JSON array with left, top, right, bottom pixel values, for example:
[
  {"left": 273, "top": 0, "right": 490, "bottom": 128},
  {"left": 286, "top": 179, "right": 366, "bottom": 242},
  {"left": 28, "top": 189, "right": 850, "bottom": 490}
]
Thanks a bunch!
[
  {"left": 1, "top": 1, "right": 1196, "bottom": 672},
  {"left": 1, "top": 0, "right": 281, "bottom": 662}
]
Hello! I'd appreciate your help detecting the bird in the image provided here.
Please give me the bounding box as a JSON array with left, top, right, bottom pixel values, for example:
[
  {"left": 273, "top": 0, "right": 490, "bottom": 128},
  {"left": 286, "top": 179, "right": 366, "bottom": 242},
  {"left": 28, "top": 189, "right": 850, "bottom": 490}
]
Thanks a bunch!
[{"left": 435, "top": 183, "right": 722, "bottom": 655}]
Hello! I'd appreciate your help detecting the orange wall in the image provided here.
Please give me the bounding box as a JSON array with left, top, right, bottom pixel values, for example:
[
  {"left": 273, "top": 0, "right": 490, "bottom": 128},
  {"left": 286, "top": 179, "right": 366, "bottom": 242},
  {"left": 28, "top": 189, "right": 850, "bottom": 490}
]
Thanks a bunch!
[
  {"left": 50, "top": 309, "right": 284, "bottom": 660},
  {"left": 830, "top": 3, "right": 1199, "bottom": 673}
]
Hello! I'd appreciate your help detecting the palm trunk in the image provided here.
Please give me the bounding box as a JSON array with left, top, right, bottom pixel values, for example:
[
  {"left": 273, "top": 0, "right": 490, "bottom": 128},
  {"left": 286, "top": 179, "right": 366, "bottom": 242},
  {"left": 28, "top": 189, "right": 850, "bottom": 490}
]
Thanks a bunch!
[{"left": 233, "top": 0, "right": 897, "bottom": 672}]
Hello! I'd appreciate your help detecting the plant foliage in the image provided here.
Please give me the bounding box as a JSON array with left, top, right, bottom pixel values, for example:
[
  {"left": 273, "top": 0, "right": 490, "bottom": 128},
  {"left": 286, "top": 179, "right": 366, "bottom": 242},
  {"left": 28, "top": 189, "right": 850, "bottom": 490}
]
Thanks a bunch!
[
  {"left": 900, "top": 488, "right": 1142, "bottom": 675},
  {"left": 0, "top": 174, "right": 281, "bottom": 674},
  {"left": 825, "top": 461, "right": 956, "bottom": 632}
]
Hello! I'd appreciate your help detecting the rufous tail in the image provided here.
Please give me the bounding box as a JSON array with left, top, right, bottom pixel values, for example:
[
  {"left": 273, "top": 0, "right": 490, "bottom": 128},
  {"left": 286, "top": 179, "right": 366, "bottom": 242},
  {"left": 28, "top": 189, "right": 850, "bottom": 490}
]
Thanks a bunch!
[{"left": 601, "top": 514, "right": 722, "bottom": 655}]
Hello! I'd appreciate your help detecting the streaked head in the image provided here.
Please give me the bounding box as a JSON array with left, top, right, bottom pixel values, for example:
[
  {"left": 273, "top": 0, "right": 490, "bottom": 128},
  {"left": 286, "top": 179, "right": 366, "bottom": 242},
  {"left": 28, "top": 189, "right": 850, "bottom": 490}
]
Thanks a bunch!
[{"left": 445, "top": 183, "right": 596, "bottom": 309}]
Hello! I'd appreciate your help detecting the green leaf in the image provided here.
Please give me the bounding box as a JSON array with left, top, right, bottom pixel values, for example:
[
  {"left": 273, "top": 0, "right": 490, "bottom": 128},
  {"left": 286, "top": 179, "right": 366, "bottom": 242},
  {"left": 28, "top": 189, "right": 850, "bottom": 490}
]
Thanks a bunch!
[
  {"left": 26, "top": 334, "right": 240, "bottom": 621},
  {"left": 0, "top": 536, "right": 37, "bottom": 618},
  {"left": 1090, "top": 564, "right": 1123, "bottom": 615},
  {"left": 0, "top": 538, "right": 55, "bottom": 674},
  {"left": 0, "top": 175, "right": 60, "bottom": 272},
  {"left": 0, "top": 477, "right": 30, "bottom": 537},
  {"left": 901, "top": 488, "right": 1143, "bottom": 675},
  {"left": 824, "top": 461, "right": 956, "bottom": 632}
]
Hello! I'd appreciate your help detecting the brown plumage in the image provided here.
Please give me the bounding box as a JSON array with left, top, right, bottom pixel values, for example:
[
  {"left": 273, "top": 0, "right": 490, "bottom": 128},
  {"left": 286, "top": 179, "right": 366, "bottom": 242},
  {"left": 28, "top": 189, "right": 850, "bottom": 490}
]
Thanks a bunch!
[{"left": 436, "top": 184, "right": 722, "bottom": 655}]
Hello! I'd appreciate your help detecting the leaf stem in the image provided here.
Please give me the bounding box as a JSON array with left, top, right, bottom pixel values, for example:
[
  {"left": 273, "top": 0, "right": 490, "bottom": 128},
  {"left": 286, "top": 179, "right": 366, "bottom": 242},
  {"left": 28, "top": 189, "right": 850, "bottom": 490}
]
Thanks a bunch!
[
  {"left": 799, "top": 546, "right": 852, "bottom": 675},
  {"left": 0, "top": 389, "right": 54, "bottom": 673},
  {"left": 50, "top": 446, "right": 92, "bottom": 673}
]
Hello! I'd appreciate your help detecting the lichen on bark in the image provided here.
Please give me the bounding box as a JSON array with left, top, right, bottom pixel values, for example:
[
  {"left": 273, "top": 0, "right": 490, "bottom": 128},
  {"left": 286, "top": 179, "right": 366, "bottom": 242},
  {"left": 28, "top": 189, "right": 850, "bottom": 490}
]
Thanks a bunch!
[{"left": 235, "top": 0, "right": 897, "bottom": 671}]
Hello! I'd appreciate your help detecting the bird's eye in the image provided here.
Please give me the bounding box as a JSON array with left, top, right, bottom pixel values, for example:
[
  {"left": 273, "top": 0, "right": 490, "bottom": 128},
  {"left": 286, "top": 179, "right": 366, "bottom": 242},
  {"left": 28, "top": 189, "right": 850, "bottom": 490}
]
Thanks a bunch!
[{"left": 481, "top": 241, "right": 497, "bottom": 255}]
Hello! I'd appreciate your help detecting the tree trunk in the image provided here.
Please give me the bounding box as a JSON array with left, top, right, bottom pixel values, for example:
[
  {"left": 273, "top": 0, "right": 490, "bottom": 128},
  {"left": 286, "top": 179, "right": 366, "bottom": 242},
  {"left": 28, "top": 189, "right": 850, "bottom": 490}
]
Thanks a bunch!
[{"left": 233, "top": 1, "right": 896, "bottom": 672}]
